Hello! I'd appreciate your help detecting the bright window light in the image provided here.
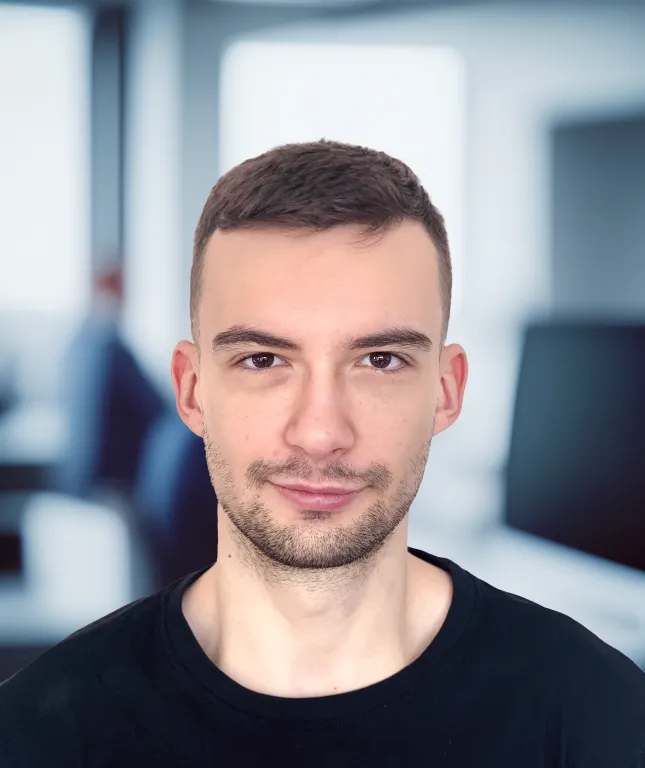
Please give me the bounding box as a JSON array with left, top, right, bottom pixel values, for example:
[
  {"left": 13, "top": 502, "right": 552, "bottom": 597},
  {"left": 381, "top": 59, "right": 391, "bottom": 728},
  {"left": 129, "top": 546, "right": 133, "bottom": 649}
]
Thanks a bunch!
[{"left": 0, "top": 5, "right": 90, "bottom": 314}]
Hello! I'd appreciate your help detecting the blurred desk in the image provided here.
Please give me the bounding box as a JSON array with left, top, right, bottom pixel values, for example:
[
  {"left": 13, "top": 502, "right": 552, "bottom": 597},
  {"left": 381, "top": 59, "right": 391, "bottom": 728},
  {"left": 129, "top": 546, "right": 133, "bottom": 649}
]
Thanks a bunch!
[
  {"left": 0, "top": 493, "right": 135, "bottom": 647},
  {"left": 0, "top": 402, "right": 66, "bottom": 490}
]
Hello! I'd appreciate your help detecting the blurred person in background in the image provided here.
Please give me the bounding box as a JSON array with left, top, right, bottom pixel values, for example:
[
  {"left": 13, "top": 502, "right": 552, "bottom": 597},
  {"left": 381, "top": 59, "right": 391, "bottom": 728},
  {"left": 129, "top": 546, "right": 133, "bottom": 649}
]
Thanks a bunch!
[
  {"left": 52, "top": 262, "right": 166, "bottom": 503},
  {"left": 0, "top": 141, "right": 643, "bottom": 767}
]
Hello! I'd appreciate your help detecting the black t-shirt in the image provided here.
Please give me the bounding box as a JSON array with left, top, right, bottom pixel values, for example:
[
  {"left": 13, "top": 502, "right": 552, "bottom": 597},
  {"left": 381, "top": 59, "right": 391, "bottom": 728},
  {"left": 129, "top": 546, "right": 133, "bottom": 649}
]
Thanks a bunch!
[{"left": 1, "top": 547, "right": 644, "bottom": 767}]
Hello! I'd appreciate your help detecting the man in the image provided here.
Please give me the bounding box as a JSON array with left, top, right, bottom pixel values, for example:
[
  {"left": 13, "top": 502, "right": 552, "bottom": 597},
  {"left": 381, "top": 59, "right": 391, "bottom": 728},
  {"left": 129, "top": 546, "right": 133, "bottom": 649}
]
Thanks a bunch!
[
  {"left": 1, "top": 140, "right": 643, "bottom": 766},
  {"left": 53, "top": 264, "right": 166, "bottom": 501}
]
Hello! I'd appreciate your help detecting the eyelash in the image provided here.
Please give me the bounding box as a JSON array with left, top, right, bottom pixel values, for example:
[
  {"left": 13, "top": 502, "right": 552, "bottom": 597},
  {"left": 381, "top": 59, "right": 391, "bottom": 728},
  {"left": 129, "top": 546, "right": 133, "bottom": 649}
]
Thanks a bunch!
[{"left": 233, "top": 351, "right": 411, "bottom": 375}]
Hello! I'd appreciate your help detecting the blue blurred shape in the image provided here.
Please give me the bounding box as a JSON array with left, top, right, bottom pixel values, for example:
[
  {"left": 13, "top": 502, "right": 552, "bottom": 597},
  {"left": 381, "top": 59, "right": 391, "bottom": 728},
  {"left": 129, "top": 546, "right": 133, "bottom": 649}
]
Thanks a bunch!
[
  {"left": 133, "top": 408, "right": 218, "bottom": 589},
  {"left": 53, "top": 316, "right": 166, "bottom": 501}
]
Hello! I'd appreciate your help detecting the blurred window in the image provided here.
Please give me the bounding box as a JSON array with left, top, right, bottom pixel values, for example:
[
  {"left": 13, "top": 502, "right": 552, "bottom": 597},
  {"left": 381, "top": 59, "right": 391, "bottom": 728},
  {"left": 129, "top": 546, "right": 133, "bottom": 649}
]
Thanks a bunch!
[
  {"left": 219, "top": 41, "right": 466, "bottom": 314},
  {"left": 0, "top": 5, "right": 90, "bottom": 315}
]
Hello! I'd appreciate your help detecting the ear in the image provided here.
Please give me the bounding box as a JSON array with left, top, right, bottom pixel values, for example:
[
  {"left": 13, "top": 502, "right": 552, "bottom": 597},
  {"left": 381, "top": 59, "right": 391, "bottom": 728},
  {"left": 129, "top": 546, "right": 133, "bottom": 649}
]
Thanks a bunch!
[
  {"left": 170, "top": 340, "right": 204, "bottom": 437},
  {"left": 433, "top": 343, "right": 468, "bottom": 436}
]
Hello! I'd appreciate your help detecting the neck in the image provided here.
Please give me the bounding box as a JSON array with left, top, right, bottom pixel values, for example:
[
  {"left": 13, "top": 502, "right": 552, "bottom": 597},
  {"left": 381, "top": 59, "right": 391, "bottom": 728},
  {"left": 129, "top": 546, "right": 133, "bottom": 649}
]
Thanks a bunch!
[{"left": 182, "top": 523, "right": 453, "bottom": 699}]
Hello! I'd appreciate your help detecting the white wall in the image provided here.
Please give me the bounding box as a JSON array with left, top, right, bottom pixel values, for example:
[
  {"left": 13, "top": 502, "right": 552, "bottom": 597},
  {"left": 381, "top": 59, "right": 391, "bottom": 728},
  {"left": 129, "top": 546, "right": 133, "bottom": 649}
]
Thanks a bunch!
[
  {"left": 0, "top": 5, "right": 91, "bottom": 404},
  {"left": 122, "top": 0, "right": 184, "bottom": 402}
]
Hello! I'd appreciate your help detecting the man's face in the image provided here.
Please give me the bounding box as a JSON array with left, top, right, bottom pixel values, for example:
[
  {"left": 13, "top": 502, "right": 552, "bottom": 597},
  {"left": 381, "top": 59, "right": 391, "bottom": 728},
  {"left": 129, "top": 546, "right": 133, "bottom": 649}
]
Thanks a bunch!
[{"left": 173, "top": 221, "right": 466, "bottom": 571}]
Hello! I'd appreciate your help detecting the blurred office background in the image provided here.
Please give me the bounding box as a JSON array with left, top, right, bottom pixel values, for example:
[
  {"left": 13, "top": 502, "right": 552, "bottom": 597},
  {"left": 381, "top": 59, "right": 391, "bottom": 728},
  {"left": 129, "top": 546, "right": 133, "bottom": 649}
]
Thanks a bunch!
[{"left": 1, "top": 0, "right": 645, "bottom": 681}]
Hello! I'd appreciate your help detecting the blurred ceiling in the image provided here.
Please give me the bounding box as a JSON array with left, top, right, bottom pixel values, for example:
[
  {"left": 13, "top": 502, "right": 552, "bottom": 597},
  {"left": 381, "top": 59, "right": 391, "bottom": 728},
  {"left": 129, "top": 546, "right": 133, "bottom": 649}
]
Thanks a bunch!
[
  {"left": 3, "top": 0, "right": 613, "bottom": 12},
  {"left": 0, "top": 0, "right": 540, "bottom": 7}
]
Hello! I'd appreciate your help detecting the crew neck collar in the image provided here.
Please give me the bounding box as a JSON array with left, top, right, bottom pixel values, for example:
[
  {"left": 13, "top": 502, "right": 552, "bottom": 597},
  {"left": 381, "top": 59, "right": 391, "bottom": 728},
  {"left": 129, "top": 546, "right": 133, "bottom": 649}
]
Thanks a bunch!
[{"left": 163, "top": 546, "right": 478, "bottom": 722}]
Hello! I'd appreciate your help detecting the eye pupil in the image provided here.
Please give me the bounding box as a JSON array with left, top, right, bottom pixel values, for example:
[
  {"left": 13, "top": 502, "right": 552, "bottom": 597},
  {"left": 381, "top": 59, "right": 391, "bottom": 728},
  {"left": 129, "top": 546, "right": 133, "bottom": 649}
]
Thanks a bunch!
[
  {"left": 370, "top": 352, "right": 392, "bottom": 369},
  {"left": 251, "top": 353, "right": 275, "bottom": 368}
]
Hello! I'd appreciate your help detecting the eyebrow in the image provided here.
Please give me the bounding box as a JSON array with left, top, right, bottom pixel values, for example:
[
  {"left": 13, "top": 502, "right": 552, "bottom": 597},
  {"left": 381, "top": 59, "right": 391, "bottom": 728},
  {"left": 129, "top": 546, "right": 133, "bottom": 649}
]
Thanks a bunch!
[{"left": 211, "top": 324, "right": 433, "bottom": 355}]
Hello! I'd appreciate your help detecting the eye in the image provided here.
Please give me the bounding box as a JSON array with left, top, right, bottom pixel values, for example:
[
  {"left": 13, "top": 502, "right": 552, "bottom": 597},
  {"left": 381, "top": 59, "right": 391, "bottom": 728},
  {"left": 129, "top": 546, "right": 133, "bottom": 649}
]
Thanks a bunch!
[
  {"left": 236, "top": 352, "right": 286, "bottom": 371},
  {"left": 359, "top": 352, "right": 408, "bottom": 372},
  {"left": 235, "top": 351, "right": 409, "bottom": 373}
]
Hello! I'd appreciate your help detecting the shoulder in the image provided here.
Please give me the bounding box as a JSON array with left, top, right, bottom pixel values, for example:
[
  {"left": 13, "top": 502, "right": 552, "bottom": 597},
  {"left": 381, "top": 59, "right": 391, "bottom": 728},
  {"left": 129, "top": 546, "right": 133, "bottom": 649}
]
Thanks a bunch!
[
  {"left": 1, "top": 587, "right": 163, "bottom": 701},
  {"left": 472, "top": 573, "right": 644, "bottom": 683},
  {"left": 0, "top": 586, "right": 168, "bottom": 763},
  {"left": 472, "top": 573, "right": 645, "bottom": 763}
]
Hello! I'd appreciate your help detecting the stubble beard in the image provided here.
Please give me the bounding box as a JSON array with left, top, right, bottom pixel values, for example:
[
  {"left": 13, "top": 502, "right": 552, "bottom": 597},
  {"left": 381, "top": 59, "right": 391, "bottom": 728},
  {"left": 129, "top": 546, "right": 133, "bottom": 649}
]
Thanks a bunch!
[{"left": 201, "top": 422, "right": 432, "bottom": 586}]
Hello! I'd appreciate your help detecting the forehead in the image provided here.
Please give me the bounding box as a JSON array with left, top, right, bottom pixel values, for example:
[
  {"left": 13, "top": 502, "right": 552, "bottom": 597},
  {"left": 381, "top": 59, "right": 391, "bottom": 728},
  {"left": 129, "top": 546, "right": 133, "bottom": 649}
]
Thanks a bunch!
[{"left": 200, "top": 221, "right": 441, "bottom": 336}]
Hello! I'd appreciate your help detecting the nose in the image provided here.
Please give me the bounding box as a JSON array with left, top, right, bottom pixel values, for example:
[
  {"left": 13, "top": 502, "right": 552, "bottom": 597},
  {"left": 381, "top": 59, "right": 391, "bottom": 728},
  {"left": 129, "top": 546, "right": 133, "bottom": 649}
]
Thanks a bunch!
[{"left": 283, "top": 374, "right": 357, "bottom": 461}]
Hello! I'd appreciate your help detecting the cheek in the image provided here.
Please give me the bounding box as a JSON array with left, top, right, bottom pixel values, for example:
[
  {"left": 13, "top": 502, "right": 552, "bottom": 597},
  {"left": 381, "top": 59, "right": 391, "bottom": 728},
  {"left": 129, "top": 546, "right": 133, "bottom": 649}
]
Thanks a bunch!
[
  {"left": 366, "top": 388, "right": 436, "bottom": 431},
  {"left": 207, "top": 402, "right": 280, "bottom": 460},
  {"left": 354, "top": 398, "right": 435, "bottom": 464},
  {"left": 384, "top": 403, "right": 436, "bottom": 465}
]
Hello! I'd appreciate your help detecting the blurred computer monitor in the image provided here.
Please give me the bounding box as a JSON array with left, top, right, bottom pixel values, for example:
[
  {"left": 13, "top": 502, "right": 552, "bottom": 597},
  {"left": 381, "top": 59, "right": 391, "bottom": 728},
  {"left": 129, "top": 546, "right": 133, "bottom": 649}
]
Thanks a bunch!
[{"left": 504, "top": 320, "right": 645, "bottom": 573}]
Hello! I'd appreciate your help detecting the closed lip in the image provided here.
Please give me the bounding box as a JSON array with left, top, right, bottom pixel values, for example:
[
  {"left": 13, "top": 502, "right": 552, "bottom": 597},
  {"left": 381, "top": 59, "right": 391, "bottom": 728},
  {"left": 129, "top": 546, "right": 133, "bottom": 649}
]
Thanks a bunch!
[{"left": 272, "top": 482, "right": 363, "bottom": 495}]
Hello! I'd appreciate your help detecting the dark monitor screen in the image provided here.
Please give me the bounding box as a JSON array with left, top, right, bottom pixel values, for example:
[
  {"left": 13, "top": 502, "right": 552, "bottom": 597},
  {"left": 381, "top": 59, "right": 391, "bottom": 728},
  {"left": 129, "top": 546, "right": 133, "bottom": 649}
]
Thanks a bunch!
[{"left": 503, "top": 321, "right": 645, "bottom": 573}]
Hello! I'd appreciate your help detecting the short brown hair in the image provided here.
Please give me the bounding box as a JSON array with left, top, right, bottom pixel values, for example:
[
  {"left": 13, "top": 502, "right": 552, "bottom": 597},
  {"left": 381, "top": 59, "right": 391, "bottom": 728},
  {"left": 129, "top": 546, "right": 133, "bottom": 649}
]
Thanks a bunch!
[{"left": 191, "top": 139, "right": 452, "bottom": 348}]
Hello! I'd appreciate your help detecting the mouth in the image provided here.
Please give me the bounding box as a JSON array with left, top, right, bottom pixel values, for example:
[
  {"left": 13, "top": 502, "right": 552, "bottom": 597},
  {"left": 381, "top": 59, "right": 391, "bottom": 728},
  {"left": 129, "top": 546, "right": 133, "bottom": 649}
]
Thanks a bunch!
[{"left": 270, "top": 483, "right": 364, "bottom": 512}]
